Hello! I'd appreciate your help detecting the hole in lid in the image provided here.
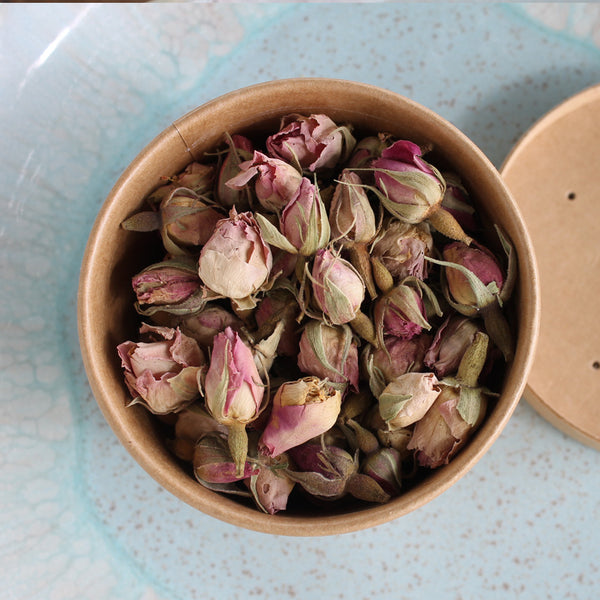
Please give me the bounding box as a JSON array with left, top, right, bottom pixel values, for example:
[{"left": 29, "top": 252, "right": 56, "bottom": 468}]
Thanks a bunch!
[
  {"left": 567, "top": 192, "right": 576, "bottom": 201},
  {"left": 593, "top": 361, "right": 600, "bottom": 370}
]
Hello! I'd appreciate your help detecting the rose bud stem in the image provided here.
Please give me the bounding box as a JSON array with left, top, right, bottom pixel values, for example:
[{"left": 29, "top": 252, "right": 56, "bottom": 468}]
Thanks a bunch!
[
  {"left": 428, "top": 206, "right": 473, "bottom": 246},
  {"left": 228, "top": 421, "right": 250, "bottom": 478},
  {"left": 348, "top": 243, "right": 377, "bottom": 299},
  {"left": 456, "top": 331, "right": 489, "bottom": 386},
  {"left": 371, "top": 256, "right": 394, "bottom": 294},
  {"left": 350, "top": 310, "right": 379, "bottom": 347}
]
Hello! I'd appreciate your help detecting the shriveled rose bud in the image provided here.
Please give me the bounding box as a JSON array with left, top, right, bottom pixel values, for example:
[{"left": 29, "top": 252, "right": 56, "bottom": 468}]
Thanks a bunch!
[
  {"left": 204, "top": 327, "right": 264, "bottom": 475},
  {"left": 279, "top": 178, "right": 330, "bottom": 255},
  {"left": 193, "top": 433, "right": 258, "bottom": 484},
  {"left": 374, "top": 282, "right": 431, "bottom": 342},
  {"left": 179, "top": 305, "right": 244, "bottom": 347},
  {"left": 424, "top": 314, "right": 483, "bottom": 377},
  {"left": 378, "top": 372, "right": 441, "bottom": 430},
  {"left": 364, "top": 333, "right": 432, "bottom": 397},
  {"left": 225, "top": 150, "right": 303, "bottom": 213},
  {"left": 198, "top": 209, "right": 272, "bottom": 304},
  {"left": 361, "top": 447, "right": 402, "bottom": 497},
  {"left": 146, "top": 162, "right": 215, "bottom": 205},
  {"left": 255, "top": 288, "right": 301, "bottom": 357},
  {"left": 266, "top": 113, "right": 355, "bottom": 172},
  {"left": 346, "top": 133, "right": 390, "bottom": 169},
  {"left": 370, "top": 219, "right": 434, "bottom": 281},
  {"left": 132, "top": 261, "right": 201, "bottom": 308},
  {"left": 371, "top": 140, "right": 445, "bottom": 224},
  {"left": 329, "top": 170, "right": 377, "bottom": 245},
  {"left": 297, "top": 320, "right": 359, "bottom": 392},
  {"left": 441, "top": 172, "right": 477, "bottom": 232},
  {"left": 311, "top": 248, "right": 365, "bottom": 325},
  {"left": 248, "top": 458, "right": 295, "bottom": 514},
  {"left": 216, "top": 134, "right": 254, "bottom": 209},
  {"left": 259, "top": 377, "right": 342, "bottom": 457},
  {"left": 286, "top": 443, "right": 390, "bottom": 503},
  {"left": 117, "top": 323, "right": 205, "bottom": 415},
  {"left": 159, "top": 190, "right": 223, "bottom": 255},
  {"left": 442, "top": 242, "right": 504, "bottom": 308}
]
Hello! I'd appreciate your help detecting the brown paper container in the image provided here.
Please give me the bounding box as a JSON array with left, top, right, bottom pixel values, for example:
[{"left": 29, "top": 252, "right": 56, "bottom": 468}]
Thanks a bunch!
[
  {"left": 502, "top": 83, "right": 600, "bottom": 450},
  {"left": 78, "top": 79, "right": 540, "bottom": 535}
]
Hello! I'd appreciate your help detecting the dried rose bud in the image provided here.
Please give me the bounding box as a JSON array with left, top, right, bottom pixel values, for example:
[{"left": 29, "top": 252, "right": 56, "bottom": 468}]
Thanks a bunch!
[
  {"left": 378, "top": 372, "right": 441, "bottom": 430},
  {"left": 441, "top": 172, "right": 477, "bottom": 232},
  {"left": 370, "top": 219, "right": 434, "bottom": 281},
  {"left": 364, "top": 333, "right": 432, "bottom": 397},
  {"left": 442, "top": 242, "right": 504, "bottom": 308},
  {"left": 266, "top": 113, "right": 355, "bottom": 172},
  {"left": 226, "top": 150, "right": 303, "bottom": 213},
  {"left": 259, "top": 377, "right": 342, "bottom": 457},
  {"left": 179, "top": 305, "right": 244, "bottom": 348},
  {"left": 248, "top": 458, "right": 295, "bottom": 514},
  {"left": 117, "top": 323, "right": 205, "bottom": 415},
  {"left": 424, "top": 314, "right": 483, "bottom": 377},
  {"left": 146, "top": 162, "right": 215, "bottom": 205},
  {"left": 329, "top": 170, "right": 377, "bottom": 245},
  {"left": 361, "top": 447, "right": 402, "bottom": 497},
  {"left": 172, "top": 404, "right": 228, "bottom": 461},
  {"left": 346, "top": 133, "right": 390, "bottom": 169},
  {"left": 279, "top": 178, "right": 330, "bottom": 255},
  {"left": 193, "top": 433, "right": 258, "bottom": 484},
  {"left": 255, "top": 288, "right": 301, "bottom": 358},
  {"left": 310, "top": 248, "right": 365, "bottom": 325},
  {"left": 297, "top": 320, "right": 359, "bottom": 392},
  {"left": 408, "top": 332, "right": 490, "bottom": 467},
  {"left": 132, "top": 261, "right": 201, "bottom": 307},
  {"left": 374, "top": 282, "right": 431, "bottom": 342},
  {"left": 371, "top": 139, "right": 445, "bottom": 224},
  {"left": 159, "top": 190, "right": 223, "bottom": 255},
  {"left": 216, "top": 134, "right": 254, "bottom": 209},
  {"left": 198, "top": 209, "right": 272, "bottom": 304},
  {"left": 204, "top": 327, "right": 264, "bottom": 475}
]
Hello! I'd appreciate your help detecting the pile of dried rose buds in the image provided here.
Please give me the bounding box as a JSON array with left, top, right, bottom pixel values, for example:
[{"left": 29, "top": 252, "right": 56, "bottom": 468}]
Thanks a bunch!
[{"left": 117, "top": 113, "right": 516, "bottom": 514}]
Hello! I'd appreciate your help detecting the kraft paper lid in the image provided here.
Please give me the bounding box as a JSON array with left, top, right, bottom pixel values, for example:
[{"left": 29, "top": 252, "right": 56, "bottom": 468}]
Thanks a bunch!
[{"left": 502, "top": 84, "right": 600, "bottom": 450}]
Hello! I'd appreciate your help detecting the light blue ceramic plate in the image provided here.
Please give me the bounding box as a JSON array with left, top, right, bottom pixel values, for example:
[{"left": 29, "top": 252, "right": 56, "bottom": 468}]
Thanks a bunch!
[{"left": 2, "top": 3, "right": 599, "bottom": 599}]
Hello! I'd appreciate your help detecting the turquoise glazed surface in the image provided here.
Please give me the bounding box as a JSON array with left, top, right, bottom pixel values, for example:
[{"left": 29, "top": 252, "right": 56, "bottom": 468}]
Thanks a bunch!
[{"left": 1, "top": 3, "right": 599, "bottom": 599}]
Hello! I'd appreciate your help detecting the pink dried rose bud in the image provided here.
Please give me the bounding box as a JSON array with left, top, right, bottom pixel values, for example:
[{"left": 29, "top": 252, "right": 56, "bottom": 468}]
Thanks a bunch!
[
  {"left": 442, "top": 242, "right": 505, "bottom": 308},
  {"left": 216, "top": 134, "right": 254, "bottom": 209},
  {"left": 225, "top": 150, "right": 303, "bottom": 213},
  {"left": 329, "top": 170, "right": 377, "bottom": 245},
  {"left": 441, "top": 172, "right": 478, "bottom": 232},
  {"left": 297, "top": 320, "right": 360, "bottom": 392},
  {"left": 171, "top": 404, "right": 228, "bottom": 461},
  {"left": 159, "top": 191, "right": 223, "bottom": 255},
  {"left": 364, "top": 333, "right": 432, "bottom": 396},
  {"left": 146, "top": 162, "right": 215, "bottom": 205},
  {"left": 179, "top": 305, "right": 244, "bottom": 348},
  {"left": 198, "top": 209, "right": 272, "bottom": 303},
  {"left": 370, "top": 219, "right": 434, "bottom": 281},
  {"left": 248, "top": 458, "right": 295, "bottom": 514},
  {"left": 193, "top": 433, "right": 258, "bottom": 484},
  {"left": 259, "top": 377, "right": 342, "bottom": 457},
  {"left": 117, "top": 323, "right": 205, "bottom": 415},
  {"left": 266, "top": 113, "right": 355, "bottom": 172},
  {"left": 346, "top": 133, "right": 391, "bottom": 169},
  {"left": 371, "top": 139, "right": 446, "bottom": 224},
  {"left": 378, "top": 372, "right": 442, "bottom": 430},
  {"left": 310, "top": 248, "right": 365, "bottom": 325},
  {"left": 374, "top": 282, "right": 431, "bottom": 342},
  {"left": 361, "top": 447, "right": 402, "bottom": 497},
  {"left": 424, "top": 314, "right": 484, "bottom": 377},
  {"left": 204, "top": 327, "right": 265, "bottom": 475},
  {"left": 132, "top": 261, "right": 201, "bottom": 307}
]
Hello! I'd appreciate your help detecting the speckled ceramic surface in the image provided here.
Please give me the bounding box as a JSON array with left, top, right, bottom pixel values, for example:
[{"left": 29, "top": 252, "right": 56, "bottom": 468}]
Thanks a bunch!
[{"left": 1, "top": 3, "right": 599, "bottom": 599}]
